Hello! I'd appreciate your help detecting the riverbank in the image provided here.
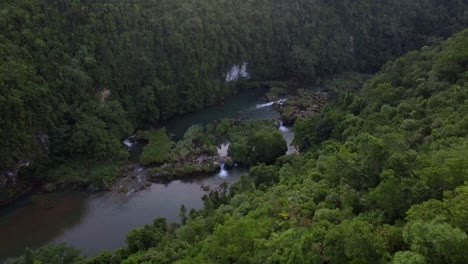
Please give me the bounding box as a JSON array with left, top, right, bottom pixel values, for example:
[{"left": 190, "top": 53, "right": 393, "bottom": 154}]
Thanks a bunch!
[
  {"left": 0, "top": 168, "right": 249, "bottom": 262},
  {"left": 0, "top": 78, "right": 329, "bottom": 261},
  {"left": 0, "top": 79, "right": 335, "bottom": 208}
]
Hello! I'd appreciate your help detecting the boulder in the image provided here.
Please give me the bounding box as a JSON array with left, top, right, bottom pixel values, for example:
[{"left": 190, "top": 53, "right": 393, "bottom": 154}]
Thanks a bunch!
[{"left": 225, "top": 157, "right": 234, "bottom": 168}]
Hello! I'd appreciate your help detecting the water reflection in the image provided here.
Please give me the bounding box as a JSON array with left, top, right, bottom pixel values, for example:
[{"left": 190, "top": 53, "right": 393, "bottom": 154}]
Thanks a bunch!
[
  {"left": 0, "top": 192, "right": 89, "bottom": 261},
  {"left": 0, "top": 168, "right": 247, "bottom": 262},
  {"left": 160, "top": 88, "right": 279, "bottom": 140}
]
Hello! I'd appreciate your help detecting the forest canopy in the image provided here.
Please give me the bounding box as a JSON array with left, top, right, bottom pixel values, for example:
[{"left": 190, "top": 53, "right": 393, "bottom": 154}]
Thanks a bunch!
[
  {"left": 1, "top": 0, "right": 467, "bottom": 180},
  {"left": 8, "top": 27, "right": 468, "bottom": 264},
  {"left": 1, "top": 0, "right": 468, "bottom": 263}
]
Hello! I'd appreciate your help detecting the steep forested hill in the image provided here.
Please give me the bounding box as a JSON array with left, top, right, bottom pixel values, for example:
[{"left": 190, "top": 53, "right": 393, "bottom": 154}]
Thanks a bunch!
[
  {"left": 95, "top": 29, "right": 468, "bottom": 264},
  {"left": 1, "top": 0, "right": 467, "bottom": 189},
  {"left": 9, "top": 28, "right": 468, "bottom": 264}
]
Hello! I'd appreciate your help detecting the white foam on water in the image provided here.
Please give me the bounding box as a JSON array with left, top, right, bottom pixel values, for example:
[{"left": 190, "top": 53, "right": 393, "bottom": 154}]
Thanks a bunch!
[
  {"left": 218, "top": 163, "right": 228, "bottom": 178},
  {"left": 256, "top": 98, "right": 287, "bottom": 109},
  {"left": 256, "top": 102, "right": 275, "bottom": 109},
  {"left": 123, "top": 135, "right": 136, "bottom": 148}
]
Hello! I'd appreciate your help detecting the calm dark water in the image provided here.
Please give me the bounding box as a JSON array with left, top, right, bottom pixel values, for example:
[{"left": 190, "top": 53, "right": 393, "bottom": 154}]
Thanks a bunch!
[
  {"left": 0, "top": 88, "right": 284, "bottom": 262},
  {"left": 0, "top": 170, "right": 247, "bottom": 261},
  {"left": 161, "top": 87, "right": 280, "bottom": 140}
]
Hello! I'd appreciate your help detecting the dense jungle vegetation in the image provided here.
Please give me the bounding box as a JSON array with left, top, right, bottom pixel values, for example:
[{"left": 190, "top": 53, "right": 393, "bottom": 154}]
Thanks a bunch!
[
  {"left": 1, "top": 0, "right": 467, "bottom": 193},
  {"left": 9, "top": 27, "right": 468, "bottom": 264},
  {"left": 2, "top": 0, "right": 468, "bottom": 263}
]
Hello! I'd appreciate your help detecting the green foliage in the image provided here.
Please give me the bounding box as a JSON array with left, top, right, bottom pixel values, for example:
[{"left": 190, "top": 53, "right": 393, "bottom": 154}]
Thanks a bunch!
[
  {"left": 1, "top": 0, "right": 467, "bottom": 191},
  {"left": 250, "top": 164, "right": 280, "bottom": 188},
  {"left": 227, "top": 121, "right": 287, "bottom": 165},
  {"left": 73, "top": 30, "right": 468, "bottom": 264},
  {"left": 199, "top": 216, "right": 272, "bottom": 263},
  {"left": 323, "top": 219, "right": 386, "bottom": 263},
  {"left": 138, "top": 129, "right": 175, "bottom": 166},
  {"left": 45, "top": 159, "right": 124, "bottom": 189},
  {"left": 250, "top": 130, "right": 288, "bottom": 165},
  {"left": 3, "top": 2, "right": 468, "bottom": 264},
  {"left": 392, "top": 251, "right": 426, "bottom": 264},
  {"left": 403, "top": 219, "right": 468, "bottom": 263},
  {"left": 7, "top": 244, "right": 83, "bottom": 264},
  {"left": 415, "top": 138, "right": 468, "bottom": 196},
  {"left": 126, "top": 218, "right": 167, "bottom": 253},
  {"left": 68, "top": 115, "right": 121, "bottom": 160},
  {"left": 85, "top": 250, "right": 113, "bottom": 264}
]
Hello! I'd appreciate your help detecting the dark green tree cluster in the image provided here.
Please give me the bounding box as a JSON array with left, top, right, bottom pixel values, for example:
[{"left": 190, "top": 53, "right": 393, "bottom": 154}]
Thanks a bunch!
[
  {"left": 1, "top": 0, "right": 467, "bottom": 191},
  {"left": 226, "top": 120, "right": 287, "bottom": 165}
]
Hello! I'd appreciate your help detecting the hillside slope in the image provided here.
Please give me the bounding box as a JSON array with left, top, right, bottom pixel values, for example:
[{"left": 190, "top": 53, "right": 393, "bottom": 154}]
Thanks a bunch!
[
  {"left": 10, "top": 27, "right": 468, "bottom": 264},
  {"left": 1, "top": 0, "right": 467, "bottom": 190}
]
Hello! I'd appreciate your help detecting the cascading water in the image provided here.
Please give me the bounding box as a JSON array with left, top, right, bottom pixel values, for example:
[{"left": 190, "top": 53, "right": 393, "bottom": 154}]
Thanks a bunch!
[
  {"left": 277, "top": 98, "right": 287, "bottom": 105},
  {"left": 226, "top": 63, "right": 250, "bottom": 82},
  {"left": 256, "top": 101, "right": 275, "bottom": 109},
  {"left": 123, "top": 135, "right": 136, "bottom": 148},
  {"left": 278, "top": 121, "right": 289, "bottom": 132},
  {"left": 218, "top": 163, "right": 228, "bottom": 177},
  {"left": 217, "top": 142, "right": 230, "bottom": 178},
  {"left": 256, "top": 98, "right": 288, "bottom": 109}
]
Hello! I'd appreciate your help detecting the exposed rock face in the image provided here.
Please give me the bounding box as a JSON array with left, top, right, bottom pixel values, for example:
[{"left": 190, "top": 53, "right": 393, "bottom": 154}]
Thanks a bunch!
[
  {"left": 226, "top": 63, "right": 250, "bottom": 82},
  {"left": 111, "top": 164, "right": 150, "bottom": 195}
]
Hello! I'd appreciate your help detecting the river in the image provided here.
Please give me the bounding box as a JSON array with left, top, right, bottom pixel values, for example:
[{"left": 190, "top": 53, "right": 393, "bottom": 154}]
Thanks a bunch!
[{"left": 0, "top": 88, "right": 293, "bottom": 262}]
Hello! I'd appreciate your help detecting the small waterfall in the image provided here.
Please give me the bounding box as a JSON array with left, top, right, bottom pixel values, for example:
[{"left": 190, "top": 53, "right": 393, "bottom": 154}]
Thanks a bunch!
[
  {"left": 256, "top": 98, "right": 288, "bottom": 109},
  {"left": 226, "top": 62, "right": 250, "bottom": 82},
  {"left": 123, "top": 135, "right": 136, "bottom": 148},
  {"left": 256, "top": 101, "right": 275, "bottom": 109},
  {"left": 278, "top": 121, "right": 289, "bottom": 132},
  {"left": 217, "top": 142, "right": 230, "bottom": 178},
  {"left": 18, "top": 161, "right": 31, "bottom": 169},
  {"left": 136, "top": 166, "right": 144, "bottom": 184},
  {"left": 218, "top": 163, "right": 228, "bottom": 177},
  {"left": 277, "top": 98, "right": 288, "bottom": 105}
]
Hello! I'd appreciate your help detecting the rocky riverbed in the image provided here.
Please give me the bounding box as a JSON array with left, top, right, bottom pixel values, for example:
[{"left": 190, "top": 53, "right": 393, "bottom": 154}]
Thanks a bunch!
[{"left": 274, "top": 89, "right": 328, "bottom": 125}]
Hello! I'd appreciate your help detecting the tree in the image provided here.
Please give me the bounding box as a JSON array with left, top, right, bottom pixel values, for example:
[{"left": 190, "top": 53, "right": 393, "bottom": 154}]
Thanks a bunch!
[
  {"left": 392, "top": 251, "right": 426, "bottom": 264},
  {"left": 323, "top": 219, "right": 386, "bottom": 263},
  {"left": 249, "top": 130, "right": 287, "bottom": 165},
  {"left": 249, "top": 164, "right": 280, "bottom": 188},
  {"left": 403, "top": 219, "right": 468, "bottom": 263},
  {"left": 7, "top": 244, "right": 83, "bottom": 264}
]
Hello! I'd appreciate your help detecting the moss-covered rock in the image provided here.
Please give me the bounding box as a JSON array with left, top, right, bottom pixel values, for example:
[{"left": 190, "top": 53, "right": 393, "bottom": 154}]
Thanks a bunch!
[{"left": 224, "top": 157, "right": 234, "bottom": 168}]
